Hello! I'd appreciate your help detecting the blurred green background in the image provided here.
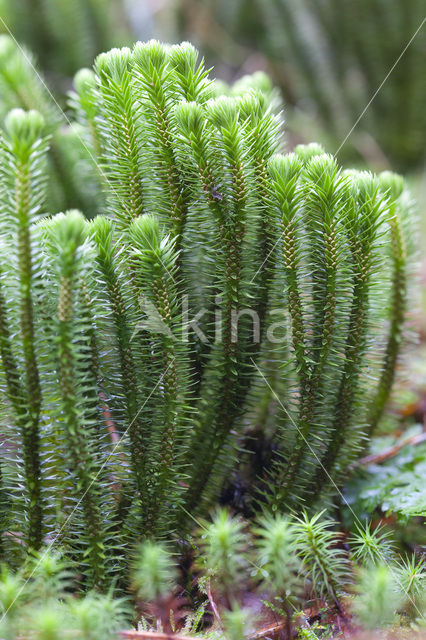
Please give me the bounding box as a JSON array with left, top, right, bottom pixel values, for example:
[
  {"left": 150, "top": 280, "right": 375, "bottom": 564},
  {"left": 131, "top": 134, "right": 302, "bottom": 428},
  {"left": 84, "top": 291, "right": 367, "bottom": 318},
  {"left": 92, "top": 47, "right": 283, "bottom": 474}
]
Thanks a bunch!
[
  {"left": 0, "top": 0, "right": 425, "bottom": 390},
  {"left": 2, "top": 0, "right": 425, "bottom": 171}
]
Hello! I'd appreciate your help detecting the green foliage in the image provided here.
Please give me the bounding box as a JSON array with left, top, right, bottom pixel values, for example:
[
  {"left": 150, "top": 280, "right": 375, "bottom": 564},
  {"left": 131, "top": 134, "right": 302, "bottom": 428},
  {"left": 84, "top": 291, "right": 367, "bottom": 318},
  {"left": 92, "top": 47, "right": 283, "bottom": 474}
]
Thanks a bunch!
[
  {"left": 198, "top": 509, "right": 349, "bottom": 604},
  {"left": 0, "top": 36, "right": 58, "bottom": 126},
  {"left": 24, "top": 550, "right": 71, "bottom": 600},
  {"left": 0, "top": 554, "right": 129, "bottom": 640},
  {"left": 193, "top": 509, "right": 317, "bottom": 634},
  {"left": 1, "top": 512, "right": 423, "bottom": 637},
  {"left": 345, "top": 425, "right": 426, "bottom": 521},
  {"left": 0, "top": 108, "right": 48, "bottom": 551},
  {"left": 254, "top": 513, "right": 303, "bottom": 599},
  {"left": 297, "top": 627, "right": 321, "bottom": 640},
  {"left": 350, "top": 522, "right": 395, "bottom": 567},
  {"left": 352, "top": 563, "right": 404, "bottom": 630},
  {"left": 222, "top": 605, "right": 253, "bottom": 640},
  {"left": 293, "top": 512, "right": 349, "bottom": 603},
  {"left": 0, "top": 40, "right": 414, "bottom": 591},
  {"left": 348, "top": 532, "right": 426, "bottom": 630},
  {"left": 198, "top": 509, "right": 248, "bottom": 598},
  {"left": 260, "top": 153, "right": 412, "bottom": 512},
  {"left": 194, "top": 509, "right": 425, "bottom": 633},
  {"left": 132, "top": 542, "right": 177, "bottom": 602},
  {"left": 396, "top": 555, "right": 426, "bottom": 619},
  {"left": 49, "top": 211, "right": 113, "bottom": 588},
  {"left": 366, "top": 171, "right": 411, "bottom": 442}
]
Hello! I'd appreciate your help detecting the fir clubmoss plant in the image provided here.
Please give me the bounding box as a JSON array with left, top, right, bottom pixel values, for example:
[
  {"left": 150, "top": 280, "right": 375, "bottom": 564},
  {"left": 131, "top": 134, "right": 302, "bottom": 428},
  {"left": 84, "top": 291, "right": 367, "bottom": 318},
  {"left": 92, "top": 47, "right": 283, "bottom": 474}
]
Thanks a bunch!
[
  {"left": 222, "top": 606, "right": 253, "bottom": 640},
  {"left": 366, "top": 171, "right": 409, "bottom": 440},
  {"left": 0, "top": 41, "right": 413, "bottom": 588},
  {"left": 48, "top": 210, "right": 112, "bottom": 587},
  {"left": 396, "top": 555, "right": 426, "bottom": 621},
  {"left": 0, "top": 108, "right": 48, "bottom": 551},
  {"left": 254, "top": 513, "right": 304, "bottom": 636},
  {"left": 254, "top": 513, "right": 303, "bottom": 598},
  {"left": 194, "top": 508, "right": 348, "bottom": 631},
  {"left": 261, "top": 150, "right": 412, "bottom": 511}
]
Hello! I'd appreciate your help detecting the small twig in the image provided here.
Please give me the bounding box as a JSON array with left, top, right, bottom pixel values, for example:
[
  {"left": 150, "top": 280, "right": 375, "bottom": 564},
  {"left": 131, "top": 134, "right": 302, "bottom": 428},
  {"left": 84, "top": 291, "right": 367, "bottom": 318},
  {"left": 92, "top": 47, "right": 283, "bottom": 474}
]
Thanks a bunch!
[
  {"left": 350, "top": 431, "right": 426, "bottom": 469},
  {"left": 120, "top": 632, "right": 196, "bottom": 640},
  {"left": 120, "top": 621, "right": 296, "bottom": 640},
  {"left": 248, "top": 622, "right": 288, "bottom": 640},
  {"left": 205, "top": 579, "right": 222, "bottom": 625},
  {"left": 100, "top": 391, "right": 120, "bottom": 444}
]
